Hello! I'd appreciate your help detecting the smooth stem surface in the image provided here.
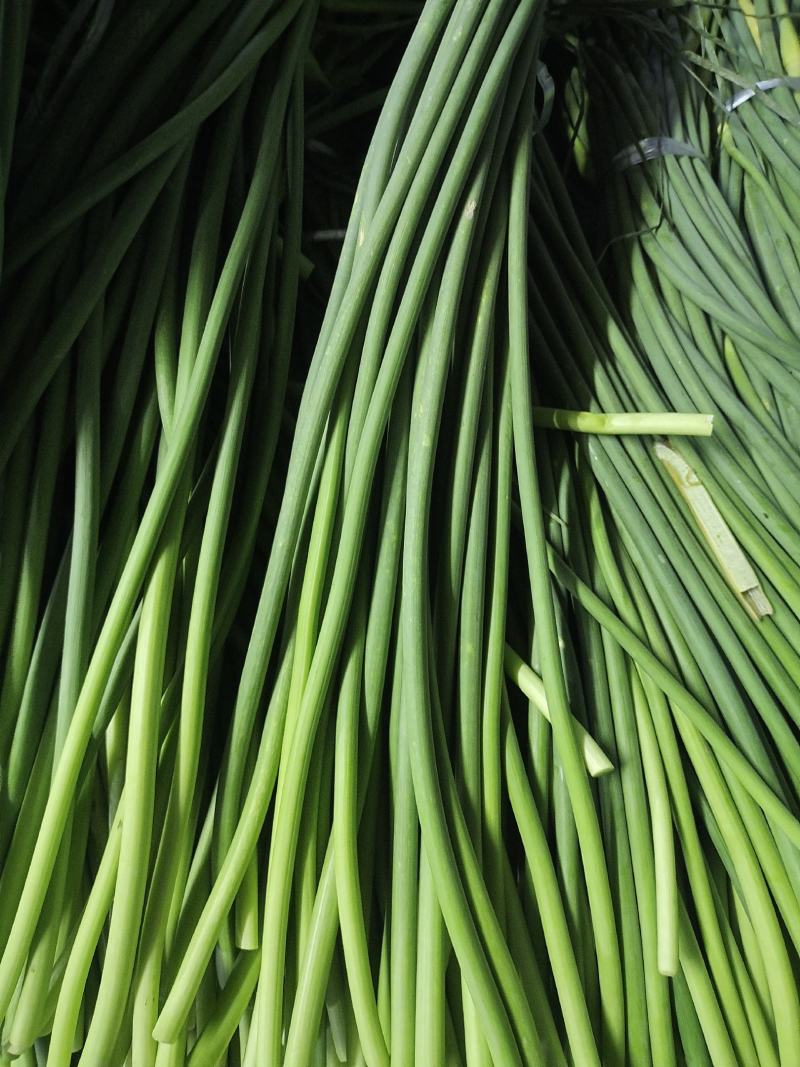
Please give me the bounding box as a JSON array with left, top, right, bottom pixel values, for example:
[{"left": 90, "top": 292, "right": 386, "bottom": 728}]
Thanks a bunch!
[
  {"left": 532, "top": 407, "right": 714, "bottom": 436},
  {"left": 504, "top": 645, "right": 613, "bottom": 777},
  {"left": 507, "top": 75, "right": 625, "bottom": 1067}
]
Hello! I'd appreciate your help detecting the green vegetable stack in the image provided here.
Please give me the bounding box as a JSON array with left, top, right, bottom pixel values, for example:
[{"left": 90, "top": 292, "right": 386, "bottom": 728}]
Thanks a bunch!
[{"left": 1, "top": 0, "right": 799, "bottom": 1064}]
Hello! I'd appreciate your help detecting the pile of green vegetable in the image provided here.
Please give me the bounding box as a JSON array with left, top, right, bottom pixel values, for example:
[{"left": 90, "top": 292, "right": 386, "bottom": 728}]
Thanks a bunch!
[{"left": 1, "top": 0, "right": 799, "bottom": 1064}]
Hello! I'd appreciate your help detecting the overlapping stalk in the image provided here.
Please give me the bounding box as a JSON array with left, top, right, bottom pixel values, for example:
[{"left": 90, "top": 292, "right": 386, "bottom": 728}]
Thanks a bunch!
[{"left": 2, "top": 0, "right": 800, "bottom": 1064}]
